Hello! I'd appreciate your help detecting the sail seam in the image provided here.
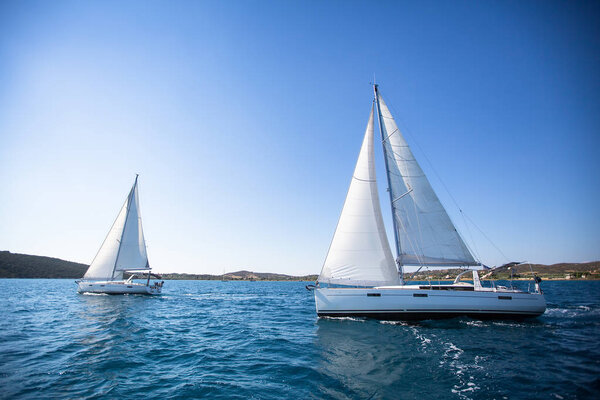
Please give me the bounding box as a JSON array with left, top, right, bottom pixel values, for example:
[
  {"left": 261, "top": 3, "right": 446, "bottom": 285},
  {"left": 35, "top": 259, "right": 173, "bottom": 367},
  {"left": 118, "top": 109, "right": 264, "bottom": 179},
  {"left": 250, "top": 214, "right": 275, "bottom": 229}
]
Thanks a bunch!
[{"left": 353, "top": 176, "right": 376, "bottom": 182}]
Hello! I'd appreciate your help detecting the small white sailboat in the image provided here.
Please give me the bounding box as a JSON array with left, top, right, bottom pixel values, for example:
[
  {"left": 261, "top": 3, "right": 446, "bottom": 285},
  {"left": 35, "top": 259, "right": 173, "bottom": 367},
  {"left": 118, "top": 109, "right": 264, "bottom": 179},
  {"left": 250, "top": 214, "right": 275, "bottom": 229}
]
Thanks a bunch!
[
  {"left": 310, "top": 85, "right": 546, "bottom": 320},
  {"left": 77, "top": 175, "right": 163, "bottom": 295}
]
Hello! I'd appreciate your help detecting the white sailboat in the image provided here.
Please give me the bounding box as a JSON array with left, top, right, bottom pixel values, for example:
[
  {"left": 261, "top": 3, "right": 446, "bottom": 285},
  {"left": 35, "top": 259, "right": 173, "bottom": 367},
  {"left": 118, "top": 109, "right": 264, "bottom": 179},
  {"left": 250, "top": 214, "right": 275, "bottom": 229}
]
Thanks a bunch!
[
  {"left": 76, "top": 175, "right": 163, "bottom": 295},
  {"left": 311, "top": 85, "right": 546, "bottom": 320}
]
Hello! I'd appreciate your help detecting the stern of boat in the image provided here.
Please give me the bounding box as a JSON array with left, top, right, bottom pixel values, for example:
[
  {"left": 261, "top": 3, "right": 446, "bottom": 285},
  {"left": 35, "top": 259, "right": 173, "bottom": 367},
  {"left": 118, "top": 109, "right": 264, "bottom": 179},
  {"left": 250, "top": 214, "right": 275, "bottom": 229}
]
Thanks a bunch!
[{"left": 146, "top": 281, "right": 163, "bottom": 295}]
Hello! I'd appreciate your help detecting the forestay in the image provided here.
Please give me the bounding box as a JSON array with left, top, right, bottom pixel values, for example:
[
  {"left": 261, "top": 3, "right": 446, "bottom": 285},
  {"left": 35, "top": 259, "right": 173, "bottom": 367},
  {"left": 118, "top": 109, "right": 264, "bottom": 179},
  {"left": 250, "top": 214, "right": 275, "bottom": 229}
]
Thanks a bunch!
[
  {"left": 319, "top": 105, "right": 399, "bottom": 286},
  {"left": 83, "top": 177, "right": 150, "bottom": 281},
  {"left": 374, "top": 87, "right": 477, "bottom": 267}
]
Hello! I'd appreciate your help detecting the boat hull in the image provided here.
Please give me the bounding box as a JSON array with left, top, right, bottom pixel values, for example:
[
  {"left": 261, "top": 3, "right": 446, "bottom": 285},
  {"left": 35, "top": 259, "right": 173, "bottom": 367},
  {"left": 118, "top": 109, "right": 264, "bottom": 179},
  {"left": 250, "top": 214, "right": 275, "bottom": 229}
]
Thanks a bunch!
[
  {"left": 77, "top": 281, "right": 162, "bottom": 295},
  {"left": 314, "top": 286, "right": 546, "bottom": 320}
]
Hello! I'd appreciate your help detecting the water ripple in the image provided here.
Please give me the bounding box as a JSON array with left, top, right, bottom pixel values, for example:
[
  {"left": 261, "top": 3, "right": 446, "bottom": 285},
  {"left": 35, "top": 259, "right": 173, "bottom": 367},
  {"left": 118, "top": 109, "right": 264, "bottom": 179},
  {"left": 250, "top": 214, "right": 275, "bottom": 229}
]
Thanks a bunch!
[{"left": 0, "top": 280, "right": 598, "bottom": 399}]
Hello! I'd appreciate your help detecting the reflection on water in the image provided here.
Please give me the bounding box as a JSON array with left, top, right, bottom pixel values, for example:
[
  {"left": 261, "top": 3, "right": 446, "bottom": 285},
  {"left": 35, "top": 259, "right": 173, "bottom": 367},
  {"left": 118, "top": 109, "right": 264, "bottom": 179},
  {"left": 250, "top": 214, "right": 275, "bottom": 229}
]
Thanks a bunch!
[
  {"left": 78, "top": 290, "right": 155, "bottom": 322},
  {"left": 314, "top": 316, "right": 547, "bottom": 400},
  {"left": 76, "top": 293, "right": 154, "bottom": 345},
  {"left": 315, "top": 318, "right": 412, "bottom": 399}
]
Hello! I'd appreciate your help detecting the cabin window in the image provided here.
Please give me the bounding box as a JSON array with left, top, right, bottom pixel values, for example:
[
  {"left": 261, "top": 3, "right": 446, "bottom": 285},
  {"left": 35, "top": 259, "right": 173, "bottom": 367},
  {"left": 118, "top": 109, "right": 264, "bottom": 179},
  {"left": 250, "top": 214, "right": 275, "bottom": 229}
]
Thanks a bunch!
[
  {"left": 413, "top": 293, "right": 428, "bottom": 297},
  {"left": 498, "top": 296, "right": 512, "bottom": 300},
  {"left": 367, "top": 293, "right": 381, "bottom": 297}
]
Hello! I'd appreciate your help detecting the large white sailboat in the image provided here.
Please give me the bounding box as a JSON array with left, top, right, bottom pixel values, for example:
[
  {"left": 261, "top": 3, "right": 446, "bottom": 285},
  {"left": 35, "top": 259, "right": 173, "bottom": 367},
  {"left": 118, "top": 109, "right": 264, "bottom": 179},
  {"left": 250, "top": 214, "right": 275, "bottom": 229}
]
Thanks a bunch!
[
  {"left": 77, "top": 175, "right": 163, "bottom": 295},
  {"left": 311, "top": 86, "right": 546, "bottom": 320}
]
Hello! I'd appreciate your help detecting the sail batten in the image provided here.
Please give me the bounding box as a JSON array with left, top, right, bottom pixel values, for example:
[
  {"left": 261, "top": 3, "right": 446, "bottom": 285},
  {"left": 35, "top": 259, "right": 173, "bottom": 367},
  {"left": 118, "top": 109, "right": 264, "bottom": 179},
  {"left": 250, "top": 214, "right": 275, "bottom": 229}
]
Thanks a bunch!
[
  {"left": 318, "top": 105, "right": 399, "bottom": 286},
  {"left": 374, "top": 87, "right": 478, "bottom": 267}
]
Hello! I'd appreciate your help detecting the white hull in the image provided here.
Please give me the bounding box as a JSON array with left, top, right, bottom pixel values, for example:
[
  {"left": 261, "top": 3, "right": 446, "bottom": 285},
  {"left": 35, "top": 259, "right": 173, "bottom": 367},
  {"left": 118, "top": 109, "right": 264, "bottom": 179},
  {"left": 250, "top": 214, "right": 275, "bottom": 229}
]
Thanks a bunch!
[
  {"left": 314, "top": 285, "right": 546, "bottom": 320},
  {"left": 77, "top": 281, "right": 162, "bottom": 295}
]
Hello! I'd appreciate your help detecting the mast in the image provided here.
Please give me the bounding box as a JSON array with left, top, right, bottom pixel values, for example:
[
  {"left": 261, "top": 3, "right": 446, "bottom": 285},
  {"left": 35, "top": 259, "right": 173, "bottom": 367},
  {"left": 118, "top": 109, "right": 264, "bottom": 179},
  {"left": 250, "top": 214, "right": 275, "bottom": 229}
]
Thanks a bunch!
[
  {"left": 373, "top": 84, "right": 404, "bottom": 284},
  {"left": 111, "top": 175, "right": 138, "bottom": 280}
]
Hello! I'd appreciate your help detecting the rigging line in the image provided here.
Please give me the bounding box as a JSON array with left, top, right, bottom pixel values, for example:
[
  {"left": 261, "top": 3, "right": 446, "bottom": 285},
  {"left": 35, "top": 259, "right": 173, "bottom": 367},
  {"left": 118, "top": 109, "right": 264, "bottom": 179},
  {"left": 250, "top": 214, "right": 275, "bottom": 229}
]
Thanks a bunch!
[
  {"left": 460, "top": 211, "right": 482, "bottom": 264},
  {"left": 462, "top": 212, "right": 510, "bottom": 263},
  {"left": 381, "top": 127, "right": 399, "bottom": 143},
  {"left": 409, "top": 265, "right": 424, "bottom": 279}
]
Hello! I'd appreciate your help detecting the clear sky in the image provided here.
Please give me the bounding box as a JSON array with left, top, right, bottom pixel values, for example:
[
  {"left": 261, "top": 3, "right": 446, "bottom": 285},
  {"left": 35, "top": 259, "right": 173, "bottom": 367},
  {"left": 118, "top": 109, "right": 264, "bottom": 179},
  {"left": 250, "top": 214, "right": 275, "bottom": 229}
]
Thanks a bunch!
[{"left": 1, "top": 0, "right": 598, "bottom": 275}]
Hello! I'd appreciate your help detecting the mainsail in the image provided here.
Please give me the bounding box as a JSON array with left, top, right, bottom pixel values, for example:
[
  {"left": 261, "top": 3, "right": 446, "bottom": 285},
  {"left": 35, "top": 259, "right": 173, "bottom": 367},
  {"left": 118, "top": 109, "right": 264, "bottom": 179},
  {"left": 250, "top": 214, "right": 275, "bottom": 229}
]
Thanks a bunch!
[
  {"left": 374, "top": 85, "right": 477, "bottom": 267},
  {"left": 319, "top": 105, "right": 399, "bottom": 286},
  {"left": 83, "top": 176, "right": 150, "bottom": 281}
]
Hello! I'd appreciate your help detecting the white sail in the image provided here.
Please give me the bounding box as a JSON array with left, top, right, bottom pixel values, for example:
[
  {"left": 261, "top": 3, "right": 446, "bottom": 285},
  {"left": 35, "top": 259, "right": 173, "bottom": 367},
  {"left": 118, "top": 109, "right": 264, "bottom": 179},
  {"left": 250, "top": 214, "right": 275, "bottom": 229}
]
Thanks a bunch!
[
  {"left": 375, "top": 87, "right": 477, "bottom": 266},
  {"left": 114, "top": 183, "right": 149, "bottom": 272},
  {"left": 319, "top": 105, "right": 399, "bottom": 286},
  {"left": 83, "top": 177, "right": 149, "bottom": 281}
]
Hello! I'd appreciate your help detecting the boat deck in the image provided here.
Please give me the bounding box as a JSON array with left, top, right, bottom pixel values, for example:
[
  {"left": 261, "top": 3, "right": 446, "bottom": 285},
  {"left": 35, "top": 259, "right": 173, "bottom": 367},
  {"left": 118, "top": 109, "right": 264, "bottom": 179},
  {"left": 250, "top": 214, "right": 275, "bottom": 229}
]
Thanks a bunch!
[{"left": 372, "top": 284, "right": 527, "bottom": 293}]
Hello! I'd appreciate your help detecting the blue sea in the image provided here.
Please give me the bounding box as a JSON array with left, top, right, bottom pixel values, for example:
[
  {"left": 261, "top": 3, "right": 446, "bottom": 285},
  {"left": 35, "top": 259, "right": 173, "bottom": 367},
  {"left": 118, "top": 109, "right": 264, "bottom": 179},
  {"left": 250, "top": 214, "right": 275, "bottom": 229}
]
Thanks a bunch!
[{"left": 1, "top": 280, "right": 598, "bottom": 399}]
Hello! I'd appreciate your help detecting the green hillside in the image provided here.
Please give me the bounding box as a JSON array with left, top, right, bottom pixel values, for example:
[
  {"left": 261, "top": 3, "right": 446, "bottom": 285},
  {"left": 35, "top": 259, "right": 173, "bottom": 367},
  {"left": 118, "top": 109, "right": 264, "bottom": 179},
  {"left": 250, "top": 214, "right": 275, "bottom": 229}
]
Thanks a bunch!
[{"left": 0, "top": 251, "right": 88, "bottom": 278}]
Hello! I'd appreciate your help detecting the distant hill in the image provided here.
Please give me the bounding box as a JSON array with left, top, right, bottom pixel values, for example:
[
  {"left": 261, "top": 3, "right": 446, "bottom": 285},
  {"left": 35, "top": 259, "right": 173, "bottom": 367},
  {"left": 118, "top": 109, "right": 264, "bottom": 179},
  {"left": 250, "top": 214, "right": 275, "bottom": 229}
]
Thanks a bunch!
[
  {"left": 0, "top": 251, "right": 317, "bottom": 281},
  {"left": 161, "top": 270, "right": 318, "bottom": 281},
  {"left": 0, "top": 251, "right": 88, "bottom": 278},
  {"left": 408, "top": 261, "right": 600, "bottom": 281}
]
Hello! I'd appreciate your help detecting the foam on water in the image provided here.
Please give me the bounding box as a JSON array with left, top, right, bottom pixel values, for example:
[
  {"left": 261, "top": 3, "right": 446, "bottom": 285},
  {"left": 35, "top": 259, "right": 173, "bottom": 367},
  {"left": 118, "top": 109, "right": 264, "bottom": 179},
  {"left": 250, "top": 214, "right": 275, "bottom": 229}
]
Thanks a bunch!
[
  {"left": 321, "top": 316, "right": 366, "bottom": 322},
  {"left": 0, "top": 280, "right": 599, "bottom": 399}
]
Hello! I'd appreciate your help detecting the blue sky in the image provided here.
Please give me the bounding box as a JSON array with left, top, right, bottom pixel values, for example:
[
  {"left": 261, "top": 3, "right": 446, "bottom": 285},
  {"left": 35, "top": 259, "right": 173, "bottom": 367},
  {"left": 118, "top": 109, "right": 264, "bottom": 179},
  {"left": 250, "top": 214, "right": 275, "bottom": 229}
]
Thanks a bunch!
[{"left": 1, "top": 0, "right": 598, "bottom": 275}]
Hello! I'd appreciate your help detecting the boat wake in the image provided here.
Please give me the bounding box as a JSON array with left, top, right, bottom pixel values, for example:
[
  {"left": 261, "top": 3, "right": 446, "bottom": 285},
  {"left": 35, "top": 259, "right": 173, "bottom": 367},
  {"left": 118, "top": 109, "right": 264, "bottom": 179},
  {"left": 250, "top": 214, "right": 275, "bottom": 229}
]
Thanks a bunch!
[
  {"left": 544, "top": 306, "right": 600, "bottom": 319},
  {"left": 442, "top": 342, "right": 483, "bottom": 399},
  {"left": 409, "top": 325, "right": 433, "bottom": 349},
  {"left": 393, "top": 323, "right": 485, "bottom": 399},
  {"left": 379, "top": 320, "right": 409, "bottom": 326},
  {"left": 321, "top": 316, "right": 366, "bottom": 322}
]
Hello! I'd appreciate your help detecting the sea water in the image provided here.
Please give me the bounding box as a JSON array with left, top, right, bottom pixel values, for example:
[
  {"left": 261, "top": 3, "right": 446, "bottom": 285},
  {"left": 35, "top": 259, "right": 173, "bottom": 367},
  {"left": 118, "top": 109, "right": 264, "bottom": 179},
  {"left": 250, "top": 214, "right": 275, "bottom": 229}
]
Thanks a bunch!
[{"left": 0, "top": 280, "right": 598, "bottom": 399}]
